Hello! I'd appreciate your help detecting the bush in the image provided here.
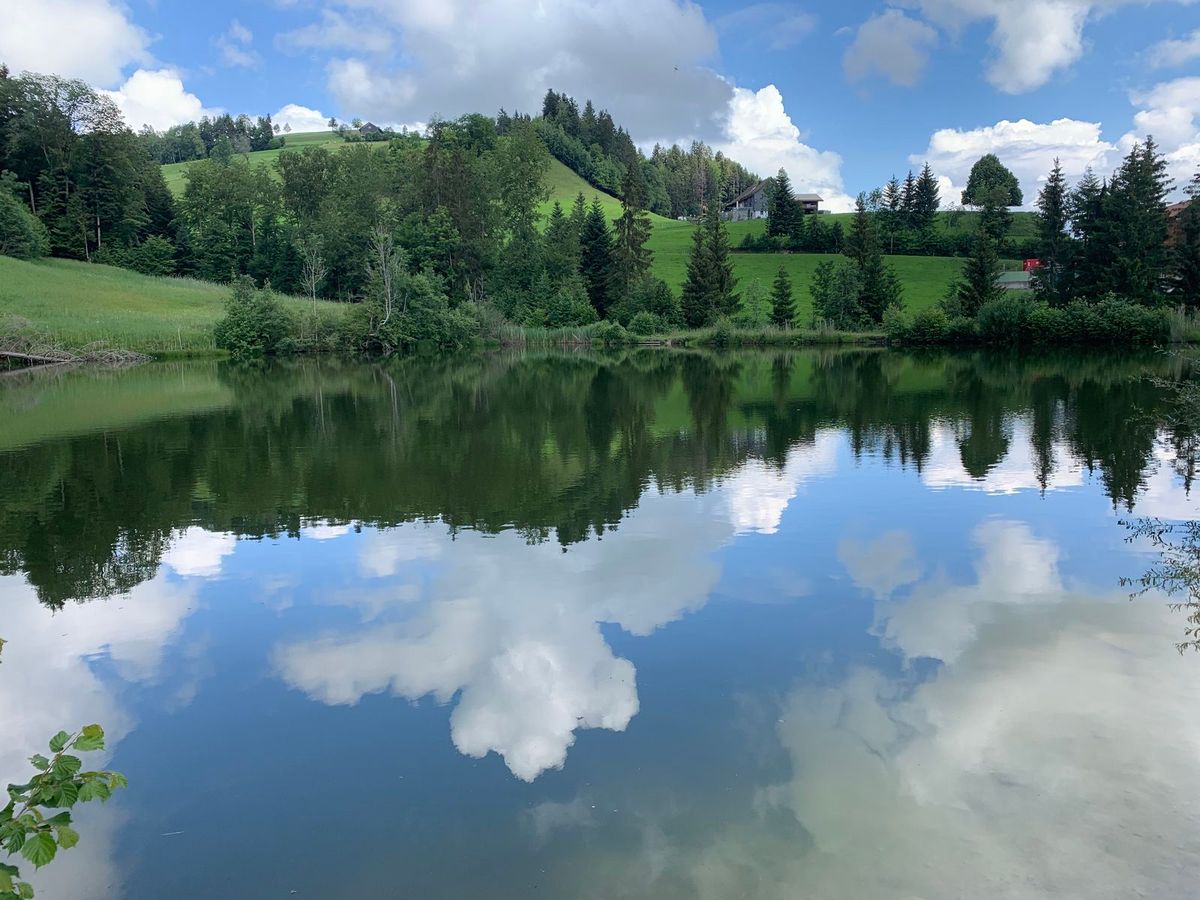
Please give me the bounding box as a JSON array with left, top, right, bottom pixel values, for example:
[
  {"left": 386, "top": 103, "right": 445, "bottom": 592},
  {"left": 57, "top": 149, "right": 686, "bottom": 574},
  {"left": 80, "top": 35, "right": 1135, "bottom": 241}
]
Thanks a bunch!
[
  {"left": 0, "top": 185, "right": 50, "bottom": 260},
  {"left": 976, "top": 294, "right": 1032, "bottom": 345},
  {"left": 710, "top": 316, "right": 734, "bottom": 348},
  {"left": 544, "top": 277, "right": 598, "bottom": 328},
  {"left": 213, "top": 277, "right": 292, "bottom": 356},
  {"left": 627, "top": 310, "right": 664, "bottom": 336},
  {"left": 591, "top": 319, "right": 631, "bottom": 346}
]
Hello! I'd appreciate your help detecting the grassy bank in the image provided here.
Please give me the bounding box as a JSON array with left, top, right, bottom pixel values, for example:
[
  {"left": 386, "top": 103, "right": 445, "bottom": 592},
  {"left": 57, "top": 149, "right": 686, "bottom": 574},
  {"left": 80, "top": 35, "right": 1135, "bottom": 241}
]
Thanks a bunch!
[{"left": 0, "top": 257, "right": 345, "bottom": 354}]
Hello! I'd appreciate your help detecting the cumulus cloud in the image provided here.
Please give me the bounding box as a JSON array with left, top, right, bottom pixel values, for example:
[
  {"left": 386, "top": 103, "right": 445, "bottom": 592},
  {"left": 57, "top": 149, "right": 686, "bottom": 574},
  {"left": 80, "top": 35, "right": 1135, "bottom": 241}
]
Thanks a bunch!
[
  {"left": 101, "top": 68, "right": 218, "bottom": 131},
  {"left": 1149, "top": 28, "right": 1200, "bottom": 68},
  {"left": 919, "top": 416, "right": 1086, "bottom": 492},
  {"left": 625, "top": 520, "right": 1200, "bottom": 899},
  {"left": 0, "top": 0, "right": 150, "bottom": 86},
  {"left": 718, "top": 86, "right": 853, "bottom": 211},
  {"left": 1123, "top": 76, "right": 1200, "bottom": 192},
  {"left": 722, "top": 431, "right": 841, "bottom": 535},
  {"left": 272, "top": 103, "right": 335, "bottom": 133},
  {"left": 162, "top": 528, "right": 237, "bottom": 577},
  {"left": 217, "top": 18, "right": 260, "bottom": 69},
  {"left": 912, "top": 117, "right": 1115, "bottom": 208},
  {"left": 273, "top": 489, "right": 736, "bottom": 781},
  {"left": 913, "top": 0, "right": 1193, "bottom": 94},
  {"left": 838, "top": 530, "right": 922, "bottom": 600},
  {"left": 317, "top": 0, "right": 727, "bottom": 144},
  {"left": 843, "top": 9, "right": 938, "bottom": 88},
  {"left": 0, "top": 572, "right": 199, "bottom": 897}
]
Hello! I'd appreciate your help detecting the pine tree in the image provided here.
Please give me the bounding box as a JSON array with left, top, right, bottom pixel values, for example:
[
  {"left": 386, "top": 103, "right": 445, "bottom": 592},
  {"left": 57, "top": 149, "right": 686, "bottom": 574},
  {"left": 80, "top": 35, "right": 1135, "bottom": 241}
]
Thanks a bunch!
[
  {"left": 544, "top": 201, "right": 580, "bottom": 283},
  {"left": 681, "top": 221, "right": 713, "bottom": 328},
  {"left": 1033, "top": 157, "right": 1071, "bottom": 305},
  {"left": 900, "top": 170, "right": 917, "bottom": 231},
  {"left": 1173, "top": 171, "right": 1200, "bottom": 308},
  {"left": 1069, "top": 168, "right": 1109, "bottom": 299},
  {"left": 579, "top": 198, "right": 613, "bottom": 317},
  {"left": 611, "top": 157, "right": 653, "bottom": 298},
  {"left": 845, "top": 193, "right": 902, "bottom": 323},
  {"left": 956, "top": 225, "right": 1004, "bottom": 315},
  {"left": 770, "top": 266, "right": 795, "bottom": 327},
  {"left": 1104, "top": 136, "right": 1173, "bottom": 302},
  {"left": 703, "top": 199, "right": 737, "bottom": 318},
  {"left": 881, "top": 175, "right": 902, "bottom": 253},
  {"left": 912, "top": 162, "right": 940, "bottom": 250},
  {"left": 767, "top": 167, "right": 796, "bottom": 238}
]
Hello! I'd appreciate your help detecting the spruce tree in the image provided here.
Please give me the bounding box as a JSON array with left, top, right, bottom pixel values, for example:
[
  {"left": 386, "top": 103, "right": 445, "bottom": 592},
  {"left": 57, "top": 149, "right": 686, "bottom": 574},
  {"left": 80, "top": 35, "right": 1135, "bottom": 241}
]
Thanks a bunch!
[
  {"left": 881, "top": 175, "right": 902, "bottom": 253},
  {"left": 579, "top": 198, "right": 613, "bottom": 317},
  {"left": 1033, "top": 157, "right": 1070, "bottom": 304},
  {"left": 1173, "top": 171, "right": 1200, "bottom": 308},
  {"left": 1069, "top": 168, "right": 1109, "bottom": 299},
  {"left": 1104, "top": 137, "right": 1173, "bottom": 302},
  {"left": 770, "top": 266, "right": 795, "bottom": 328},
  {"left": 846, "top": 194, "right": 902, "bottom": 323},
  {"left": 611, "top": 157, "right": 653, "bottom": 299},
  {"left": 681, "top": 221, "right": 713, "bottom": 328},
  {"left": 544, "top": 201, "right": 581, "bottom": 283},
  {"left": 956, "top": 222, "right": 1004, "bottom": 315},
  {"left": 913, "top": 162, "right": 940, "bottom": 250},
  {"left": 767, "top": 168, "right": 796, "bottom": 238},
  {"left": 703, "top": 199, "right": 737, "bottom": 318}
]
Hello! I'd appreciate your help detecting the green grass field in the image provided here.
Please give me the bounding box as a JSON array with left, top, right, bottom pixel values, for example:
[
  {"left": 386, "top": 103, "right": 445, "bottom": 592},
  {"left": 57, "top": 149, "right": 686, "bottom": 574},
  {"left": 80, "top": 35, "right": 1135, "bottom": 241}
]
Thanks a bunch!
[
  {"left": 161, "top": 130, "right": 345, "bottom": 195},
  {"left": 0, "top": 257, "right": 344, "bottom": 353}
]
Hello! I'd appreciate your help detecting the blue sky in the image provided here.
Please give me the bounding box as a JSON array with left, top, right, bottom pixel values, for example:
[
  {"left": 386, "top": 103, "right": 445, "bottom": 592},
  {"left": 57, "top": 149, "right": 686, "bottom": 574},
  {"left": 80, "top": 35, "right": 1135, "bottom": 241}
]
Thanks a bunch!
[{"left": 2, "top": 0, "right": 1198, "bottom": 210}]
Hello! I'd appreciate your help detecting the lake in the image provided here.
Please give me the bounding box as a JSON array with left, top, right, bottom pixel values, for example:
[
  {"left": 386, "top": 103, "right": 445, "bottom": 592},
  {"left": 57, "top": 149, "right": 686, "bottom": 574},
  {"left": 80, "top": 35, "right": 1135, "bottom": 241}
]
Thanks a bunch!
[{"left": 3, "top": 349, "right": 1200, "bottom": 899}]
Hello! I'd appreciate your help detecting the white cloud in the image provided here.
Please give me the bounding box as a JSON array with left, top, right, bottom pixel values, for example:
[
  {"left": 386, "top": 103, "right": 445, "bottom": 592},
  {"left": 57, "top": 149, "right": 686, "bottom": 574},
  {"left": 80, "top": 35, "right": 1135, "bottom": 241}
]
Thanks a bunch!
[
  {"left": 919, "top": 417, "right": 1086, "bottom": 492},
  {"left": 273, "top": 489, "right": 736, "bottom": 781},
  {"left": 317, "top": 0, "right": 729, "bottom": 144},
  {"left": 640, "top": 520, "right": 1200, "bottom": 899},
  {"left": 272, "top": 103, "right": 335, "bottom": 133},
  {"left": 102, "top": 69, "right": 219, "bottom": 131},
  {"left": 0, "top": 0, "right": 150, "bottom": 86},
  {"left": 718, "top": 86, "right": 853, "bottom": 211},
  {"left": 913, "top": 0, "right": 1194, "bottom": 94},
  {"left": 838, "top": 530, "right": 922, "bottom": 600},
  {"left": 302, "top": 520, "right": 352, "bottom": 541},
  {"left": 217, "top": 18, "right": 260, "bottom": 69},
  {"left": 1149, "top": 28, "right": 1200, "bottom": 67},
  {"left": 722, "top": 430, "right": 841, "bottom": 535},
  {"left": 162, "top": 528, "right": 237, "bottom": 577},
  {"left": 0, "top": 572, "right": 199, "bottom": 897},
  {"left": 913, "top": 118, "right": 1115, "bottom": 208},
  {"left": 1123, "top": 77, "right": 1200, "bottom": 192},
  {"left": 843, "top": 9, "right": 938, "bottom": 88}
]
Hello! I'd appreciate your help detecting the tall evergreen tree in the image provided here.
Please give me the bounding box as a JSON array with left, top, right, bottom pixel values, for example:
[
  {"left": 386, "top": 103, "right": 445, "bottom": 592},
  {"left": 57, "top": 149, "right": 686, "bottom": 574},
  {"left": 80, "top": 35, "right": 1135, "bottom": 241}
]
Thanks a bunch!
[
  {"left": 767, "top": 168, "right": 796, "bottom": 238},
  {"left": 956, "top": 215, "right": 1004, "bottom": 315},
  {"left": 680, "top": 222, "right": 713, "bottom": 328},
  {"left": 912, "top": 162, "right": 940, "bottom": 250},
  {"left": 680, "top": 202, "right": 737, "bottom": 326},
  {"left": 1103, "top": 136, "right": 1173, "bottom": 303},
  {"left": 704, "top": 199, "right": 737, "bottom": 318},
  {"left": 543, "top": 201, "right": 580, "bottom": 283},
  {"left": 881, "top": 174, "right": 902, "bottom": 253},
  {"left": 610, "top": 155, "right": 653, "bottom": 298},
  {"left": 846, "top": 193, "right": 902, "bottom": 323},
  {"left": 770, "top": 266, "right": 795, "bottom": 328},
  {"left": 579, "top": 197, "right": 613, "bottom": 316},
  {"left": 1069, "top": 167, "right": 1110, "bottom": 299},
  {"left": 1173, "top": 171, "right": 1200, "bottom": 308},
  {"left": 1033, "top": 157, "right": 1071, "bottom": 305}
]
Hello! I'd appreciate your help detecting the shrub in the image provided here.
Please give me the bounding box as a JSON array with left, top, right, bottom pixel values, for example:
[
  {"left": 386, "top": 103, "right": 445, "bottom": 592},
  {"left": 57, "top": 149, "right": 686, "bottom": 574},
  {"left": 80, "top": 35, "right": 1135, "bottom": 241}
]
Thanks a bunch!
[
  {"left": 0, "top": 186, "right": 50, "bottom": 260},
  {"left": 213, "top": 277, "right": 291, "bottom": 356},
  {"left": 907, "top": 307, "right": 950, "bottom": 344},
  {"left": 544, "top": 278, "right": 598, "bottom": 328},
  {"left": 591, "top": 319, "right": 631, "bottom": 346},
  {"left": 710, "top": 316, "right": 734, "bottom": 348},
  {"left": 976, "top": 294, "right": 1032, "bottom": 345},
  {"left": 628, "top": 310, "right": 664, "bottom": 335}
]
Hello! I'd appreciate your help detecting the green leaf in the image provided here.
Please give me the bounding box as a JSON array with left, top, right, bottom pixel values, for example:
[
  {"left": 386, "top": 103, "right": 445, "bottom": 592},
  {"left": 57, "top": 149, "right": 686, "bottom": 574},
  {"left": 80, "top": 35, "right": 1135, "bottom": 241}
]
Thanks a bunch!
[
  {"left": 51, "top": 757, "right": 81, "bottom": 780},
  {"left": 0, "top": 864, "right": 17, "bottom": 876},
  {"left": 55, "top": 825, "right": 78, "bottom": 850},
  {"left": 44, "top": 813, "right": 70, "bottom": 827},
  {"left": 17, "top": 883, "right": 33, "bottom": 900},
  {"left": 3, "top": 830, "right": 25, "bottom": 853},
  {"left": 0, "top": 870, "right": 12, "bottom": 892},
  {"left": 109, "top": 772, "right": 128, "bottom": 790},
  {"left": 71, "top": 726, "right": 105, "bottom": 753},
  {"left": 19, "top": 832, "right": 56, "bottom": 869},
  {"left": 53, "top": 782, "right": 79, "bottom": 808},
  {"left": 26, "top": 757, "right": 48, "bottom": 773},
  {"left": 48, "top": 732, "right": 71, "bottom": 754},
  {"left": 77, "top": 780, "right": 109, "bottom": 803}
]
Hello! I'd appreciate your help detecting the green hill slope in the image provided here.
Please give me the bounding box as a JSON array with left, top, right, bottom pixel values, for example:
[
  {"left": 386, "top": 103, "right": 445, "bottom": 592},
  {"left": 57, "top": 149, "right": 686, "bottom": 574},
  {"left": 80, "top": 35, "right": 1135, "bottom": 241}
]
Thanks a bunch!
[
  {"left": 0, "top": 257, "right": 343, "bottom": 353},
  {"left": 158, "top": 136, "right": 967, "bottom": 321}
]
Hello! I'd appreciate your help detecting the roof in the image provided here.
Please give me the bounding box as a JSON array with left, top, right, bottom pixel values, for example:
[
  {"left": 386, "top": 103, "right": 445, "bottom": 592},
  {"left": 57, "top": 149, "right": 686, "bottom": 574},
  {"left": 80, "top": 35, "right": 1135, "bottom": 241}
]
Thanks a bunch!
[
  {"left": 796, "top": 194, "right": 823, "bottom": 202},
  {"left": 725, "top": 181, "right": 765, "bottom": 207},
  {"left": 1169, "top": 200, "right": 1191, "bottom": 218},
  {"left": 996, "top": 271, "right": 1032, "bottom": 284}
]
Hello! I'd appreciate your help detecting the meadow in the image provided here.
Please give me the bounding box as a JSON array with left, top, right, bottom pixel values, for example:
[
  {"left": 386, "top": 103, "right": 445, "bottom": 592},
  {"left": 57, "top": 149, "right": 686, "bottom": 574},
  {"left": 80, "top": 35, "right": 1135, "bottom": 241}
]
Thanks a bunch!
[{"left": 0, "top": 256, "right": 344, "bottom": 353}]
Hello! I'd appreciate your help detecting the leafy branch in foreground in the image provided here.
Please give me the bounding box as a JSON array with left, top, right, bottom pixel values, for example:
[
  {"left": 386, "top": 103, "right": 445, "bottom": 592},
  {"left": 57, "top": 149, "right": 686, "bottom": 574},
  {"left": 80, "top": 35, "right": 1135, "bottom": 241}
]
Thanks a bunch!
[
  {"left": 2, "top": 642, "right": 127, "bottom": 899},
  {"left": 1123, "top": 519, "right": 1200, "bottom": 653}
]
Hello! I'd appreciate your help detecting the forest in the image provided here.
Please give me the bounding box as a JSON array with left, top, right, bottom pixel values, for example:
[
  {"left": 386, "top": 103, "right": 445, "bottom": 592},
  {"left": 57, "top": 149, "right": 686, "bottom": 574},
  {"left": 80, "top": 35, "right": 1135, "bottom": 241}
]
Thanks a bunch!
[{"left": 1, "top": 65, "right": 1198, "bottom": 355}]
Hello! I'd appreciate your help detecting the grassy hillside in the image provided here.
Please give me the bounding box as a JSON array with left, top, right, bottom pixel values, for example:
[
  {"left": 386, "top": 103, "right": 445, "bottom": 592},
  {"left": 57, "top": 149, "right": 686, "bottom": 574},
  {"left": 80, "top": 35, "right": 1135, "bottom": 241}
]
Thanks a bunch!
[
  {"left": 162, "top": 130, "right": 344, "bottom": 195},
  {"left": 157, "top": 136, "right": 968, "bottom": 322},
  {"left": 0, "top": 257, "right": 344, "bottom": 353}
]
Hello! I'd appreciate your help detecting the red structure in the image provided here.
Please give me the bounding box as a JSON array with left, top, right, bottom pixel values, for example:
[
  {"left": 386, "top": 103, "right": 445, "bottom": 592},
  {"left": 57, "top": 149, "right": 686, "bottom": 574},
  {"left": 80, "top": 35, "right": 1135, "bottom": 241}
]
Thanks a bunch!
[{"left": 1023, "top": 259, "right": 1042, "bottom": 272}]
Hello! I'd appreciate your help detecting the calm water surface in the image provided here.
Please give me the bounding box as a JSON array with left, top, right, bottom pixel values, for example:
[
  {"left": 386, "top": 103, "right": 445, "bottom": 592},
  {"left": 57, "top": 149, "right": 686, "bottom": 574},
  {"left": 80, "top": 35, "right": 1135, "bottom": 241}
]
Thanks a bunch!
[{"left": 3, "top": 349, "right": 1200, "bottom": 898}]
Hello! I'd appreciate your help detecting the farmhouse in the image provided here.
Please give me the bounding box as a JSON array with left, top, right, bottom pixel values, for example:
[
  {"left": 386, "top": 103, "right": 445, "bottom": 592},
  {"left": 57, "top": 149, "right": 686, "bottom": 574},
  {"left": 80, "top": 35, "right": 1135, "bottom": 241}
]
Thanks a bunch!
[
  {"left": 359, "top": 122, "right": 383, "bottom": 136},
  {"left": 721, "top": 182, "right": 823, "bottom": 222},
  {"left": 1168, "top": 199, "right": 1192, "bottom": 246}
]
